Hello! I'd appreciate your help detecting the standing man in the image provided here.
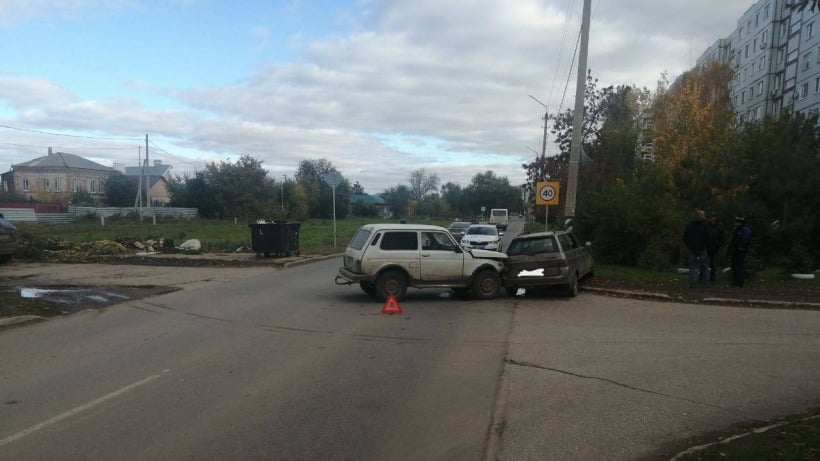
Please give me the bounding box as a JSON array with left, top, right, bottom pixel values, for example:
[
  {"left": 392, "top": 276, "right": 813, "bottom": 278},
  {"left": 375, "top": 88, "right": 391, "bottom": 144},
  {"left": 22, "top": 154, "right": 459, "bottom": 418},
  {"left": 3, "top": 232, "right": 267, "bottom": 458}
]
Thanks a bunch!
[
  {"left": 728, "top": 216, "right": 752, "bottom": 287},
  {"left": 706, "top": 213, "right": 725, "bottom": 283},
  {"left": 683, "top": 209, "right": 710, "bottom": 288}
]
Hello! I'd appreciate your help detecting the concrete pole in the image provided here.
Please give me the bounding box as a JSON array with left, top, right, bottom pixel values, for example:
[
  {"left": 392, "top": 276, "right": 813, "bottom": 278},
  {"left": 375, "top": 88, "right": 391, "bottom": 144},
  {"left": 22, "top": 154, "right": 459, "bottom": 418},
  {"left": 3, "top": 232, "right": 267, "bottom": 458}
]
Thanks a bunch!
[{"left": 565, "top": 0, "right": 591, "bottom": 220}]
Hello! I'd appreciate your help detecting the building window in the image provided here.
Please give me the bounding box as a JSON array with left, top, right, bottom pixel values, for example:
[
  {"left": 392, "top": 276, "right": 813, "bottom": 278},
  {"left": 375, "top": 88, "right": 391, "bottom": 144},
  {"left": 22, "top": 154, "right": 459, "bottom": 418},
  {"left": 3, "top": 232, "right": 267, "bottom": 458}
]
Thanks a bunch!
[
  {"left": 815, "top": 77, "right": 820, "bottom": 92},
  {"left": 745, "top": 44, "right": 749, "bottom": 58},
  {"left": 22, "top": 177, "right": 29, "bottom": 192},
  {"left": 757, "top": 81, "right": 764, "bottom": 96},
  {"left": 763, "top": 30, "right": 768, "bottom": 44},
  {"left": 801, "top": 82, "right": 809, "bottom": 99},
  {"left": 742, "top": 90, "right": 746, "bottom": 103},
  {"left": 765, "top": 3, "right": 770, "bottom": 18},
  {"left": 809, "top": 22, "right": 815, "bottom": 39},
  {"left": 816, "top": 46, "right": 820, "bottom": 63},
  {"left": 759, "top": 55, "right": 766, "bottom": 71},
  {"left": 55, "top": 178, "right": 62, "bottom": 192},
  {"left": 804, "top": 53, "right": 811, "bottom": 71},
  {"left": 73, "top": 178, "right": 78, "bottom": 192},
  {"left": 755, "top": 106, "right": 762, "bottom": 119}
]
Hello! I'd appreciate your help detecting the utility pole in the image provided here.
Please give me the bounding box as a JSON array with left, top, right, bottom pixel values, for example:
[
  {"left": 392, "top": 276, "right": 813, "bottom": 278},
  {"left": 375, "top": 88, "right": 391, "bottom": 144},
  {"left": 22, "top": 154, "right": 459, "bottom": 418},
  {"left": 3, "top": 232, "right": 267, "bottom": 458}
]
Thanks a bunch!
[
  {"left": 144, "top": 134, "right": 149, "bottom": 209},
  {"left": 565, "top": 0, "right": 591, "bottom": 221},
  {"left": 528, "top": 94, "right": 549, "bottom": 181},
  {"left": 134, "top": 146, "right": 142, "bottom": 208}
]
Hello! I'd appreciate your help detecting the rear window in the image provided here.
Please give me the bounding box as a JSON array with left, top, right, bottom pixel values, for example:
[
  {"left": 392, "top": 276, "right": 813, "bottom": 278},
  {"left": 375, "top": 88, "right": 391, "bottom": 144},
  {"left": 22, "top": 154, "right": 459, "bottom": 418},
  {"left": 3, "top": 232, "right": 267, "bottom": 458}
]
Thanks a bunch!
[
  {"left": 506, "top": 236, "right": 558, "bottom": 256},
  {"left": 348, "top": 229, "right": 372, "bottom": 250},
  {"left": 380, "top": 231, "right": 418, "bottom": 250},
  {"left": 491, "top": 209, "right": 507, "bottom": 216}
]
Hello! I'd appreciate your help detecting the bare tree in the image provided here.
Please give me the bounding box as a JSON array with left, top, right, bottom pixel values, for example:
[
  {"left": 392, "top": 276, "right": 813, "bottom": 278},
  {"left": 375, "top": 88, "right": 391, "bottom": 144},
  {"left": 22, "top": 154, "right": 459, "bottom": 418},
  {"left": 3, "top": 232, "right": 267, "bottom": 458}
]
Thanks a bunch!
[{"left": 408, "top": 168, "right": 440, "bottom": 200}]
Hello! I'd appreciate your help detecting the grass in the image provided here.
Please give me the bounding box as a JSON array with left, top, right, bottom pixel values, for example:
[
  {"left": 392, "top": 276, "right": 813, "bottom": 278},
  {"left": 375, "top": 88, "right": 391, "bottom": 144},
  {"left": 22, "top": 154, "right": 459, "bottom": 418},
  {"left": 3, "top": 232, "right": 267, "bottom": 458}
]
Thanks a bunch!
[
  {"left": 13, "top": 216, "right": 453, "bottom": 256},
  {"left": 676, "top": 414, "right": 820, "bottom": 460}
]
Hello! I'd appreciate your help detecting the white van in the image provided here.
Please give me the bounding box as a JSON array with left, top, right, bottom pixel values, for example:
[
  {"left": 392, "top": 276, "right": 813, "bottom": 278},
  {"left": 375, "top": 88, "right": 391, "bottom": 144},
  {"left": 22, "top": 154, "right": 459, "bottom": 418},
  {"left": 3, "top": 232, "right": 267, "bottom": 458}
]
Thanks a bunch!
[{"left": 489, "top": 208, "right": 509, "bottom": 230}]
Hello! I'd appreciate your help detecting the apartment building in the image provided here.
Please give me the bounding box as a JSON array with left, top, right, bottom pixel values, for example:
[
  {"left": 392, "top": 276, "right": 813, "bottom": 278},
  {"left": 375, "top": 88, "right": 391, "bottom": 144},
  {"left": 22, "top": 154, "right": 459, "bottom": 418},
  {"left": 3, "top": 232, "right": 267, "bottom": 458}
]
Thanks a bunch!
[{"left": 697, "top": 0, "right": 820, "bottom": 121}]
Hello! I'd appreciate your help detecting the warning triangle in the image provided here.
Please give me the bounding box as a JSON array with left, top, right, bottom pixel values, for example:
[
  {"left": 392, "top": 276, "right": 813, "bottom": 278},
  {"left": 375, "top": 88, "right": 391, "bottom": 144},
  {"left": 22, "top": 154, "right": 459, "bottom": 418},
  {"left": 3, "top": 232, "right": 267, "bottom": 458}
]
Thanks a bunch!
[{"left": 381, "top": 295, "right": 402, "bottom": 314}]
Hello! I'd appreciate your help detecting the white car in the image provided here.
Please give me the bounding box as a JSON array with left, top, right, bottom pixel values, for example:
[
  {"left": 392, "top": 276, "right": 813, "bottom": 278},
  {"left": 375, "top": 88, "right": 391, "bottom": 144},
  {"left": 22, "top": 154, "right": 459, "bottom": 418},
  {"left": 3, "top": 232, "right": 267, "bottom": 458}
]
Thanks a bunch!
[
  {"left": 460, "top": 224, "right": 503, "bottom": 251},
  {"left": 335, "top": 223, "right": 506, "bottom": 300}
]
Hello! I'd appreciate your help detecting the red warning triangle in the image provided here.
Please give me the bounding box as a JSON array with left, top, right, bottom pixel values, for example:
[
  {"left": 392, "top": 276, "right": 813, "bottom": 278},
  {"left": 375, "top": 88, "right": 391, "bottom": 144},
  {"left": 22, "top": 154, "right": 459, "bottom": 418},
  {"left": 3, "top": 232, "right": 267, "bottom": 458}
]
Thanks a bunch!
[{"left": 381, "top": 295, "right": 402, "bottom": 314}]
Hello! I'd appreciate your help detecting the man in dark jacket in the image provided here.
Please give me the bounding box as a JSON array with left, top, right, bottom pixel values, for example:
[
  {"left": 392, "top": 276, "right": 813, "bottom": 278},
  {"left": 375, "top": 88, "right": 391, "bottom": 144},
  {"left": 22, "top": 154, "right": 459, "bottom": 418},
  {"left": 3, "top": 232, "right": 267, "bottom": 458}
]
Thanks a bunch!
[
  {"left": 683, "top": 210, "right": 710, "bottom": 288},
  {"left": 728, "top": 216, "right": 752, "bottom": 287},
  {"left": 706, "top": 213, "right": 725, "bottom": 282}
]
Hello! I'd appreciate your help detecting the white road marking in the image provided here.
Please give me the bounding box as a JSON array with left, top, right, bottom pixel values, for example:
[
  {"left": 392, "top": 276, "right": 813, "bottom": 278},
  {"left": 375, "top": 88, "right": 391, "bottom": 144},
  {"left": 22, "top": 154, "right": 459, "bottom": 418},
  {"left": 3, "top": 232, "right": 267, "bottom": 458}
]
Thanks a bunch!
[{"left": 0, "top": 372, "right": 164, "bottom": 448}]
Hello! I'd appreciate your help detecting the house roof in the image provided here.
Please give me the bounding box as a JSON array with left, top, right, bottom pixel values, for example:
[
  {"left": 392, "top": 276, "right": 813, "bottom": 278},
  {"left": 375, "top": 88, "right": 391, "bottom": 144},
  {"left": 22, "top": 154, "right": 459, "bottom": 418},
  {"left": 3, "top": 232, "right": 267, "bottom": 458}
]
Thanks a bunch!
[
  {"left": 123, "top": 165, "right": 171, "bottom": 177},
  {"left": 350, "top": 194, "right": 386, "bottom": 205},
  {"left": 123, "top": 175, "right": 167, "bottom": 188},
  {"left": 13, "top": 152, "right": 115, "bottom": 172}
]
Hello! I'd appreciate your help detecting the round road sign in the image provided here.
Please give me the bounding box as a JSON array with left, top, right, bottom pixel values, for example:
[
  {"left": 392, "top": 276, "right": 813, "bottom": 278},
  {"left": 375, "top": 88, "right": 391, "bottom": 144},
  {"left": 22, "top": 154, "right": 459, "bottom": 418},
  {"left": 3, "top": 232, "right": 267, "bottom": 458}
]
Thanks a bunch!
[{"left": 539, "top": 184, "right": 556, "bottom": 202}]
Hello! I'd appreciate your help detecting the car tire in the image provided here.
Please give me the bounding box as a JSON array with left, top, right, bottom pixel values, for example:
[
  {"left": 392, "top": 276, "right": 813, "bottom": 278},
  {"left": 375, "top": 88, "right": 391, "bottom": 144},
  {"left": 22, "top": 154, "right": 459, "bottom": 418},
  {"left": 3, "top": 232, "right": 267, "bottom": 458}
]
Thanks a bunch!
[
  {"left": 471, "top": 270, "right": 500, "bottom": 299},
  {"left": 567, "top": 273, "right": 579, "bottom": 297},
  {"left": 376, "top": 270, "right": 407, "bottom": 301},
  {"left": 359, "top": 281, "right": 376, "bottom": 295}
]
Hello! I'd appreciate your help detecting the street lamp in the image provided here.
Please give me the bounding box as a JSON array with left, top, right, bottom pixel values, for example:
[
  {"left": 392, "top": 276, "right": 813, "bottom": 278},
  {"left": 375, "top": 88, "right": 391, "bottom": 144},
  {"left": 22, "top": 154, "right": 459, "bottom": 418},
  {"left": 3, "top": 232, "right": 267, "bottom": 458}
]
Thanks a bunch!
[{"left": 281, "top": 174, "right": 286, "bottom": 213}]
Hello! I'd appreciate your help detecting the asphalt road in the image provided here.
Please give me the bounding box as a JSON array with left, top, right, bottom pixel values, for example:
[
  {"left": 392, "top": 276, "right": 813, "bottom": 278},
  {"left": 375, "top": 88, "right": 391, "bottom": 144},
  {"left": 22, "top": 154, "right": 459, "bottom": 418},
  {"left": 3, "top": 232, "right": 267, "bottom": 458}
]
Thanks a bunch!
[{"left": 2, "top": 256, "right": 820, "bottom": 460}]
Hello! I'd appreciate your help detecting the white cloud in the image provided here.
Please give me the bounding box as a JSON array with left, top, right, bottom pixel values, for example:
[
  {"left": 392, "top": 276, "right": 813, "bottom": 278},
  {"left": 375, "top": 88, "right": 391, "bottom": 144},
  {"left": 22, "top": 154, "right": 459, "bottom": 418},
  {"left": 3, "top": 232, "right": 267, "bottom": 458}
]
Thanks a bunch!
[{"left": 0, "top": 0, "right": 757, "bottom": 193}]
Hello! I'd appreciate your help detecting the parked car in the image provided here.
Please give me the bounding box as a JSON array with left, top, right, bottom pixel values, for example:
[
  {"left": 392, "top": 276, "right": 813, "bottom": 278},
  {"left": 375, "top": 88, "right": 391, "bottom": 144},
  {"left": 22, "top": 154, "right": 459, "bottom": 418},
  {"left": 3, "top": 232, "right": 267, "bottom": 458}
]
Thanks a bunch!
[
  {"left": 446, "top": 221, "right": 471, "bottom": 241},
  {"left": 501, "top": 230, "right": 593, "bottom": 297},
  {"left": 460, "top": 224, "right": 503, "bottom": 251},
  {"left": 335, "top": 223, "right": 506, "bottom": 301},
  {"left": 0, "top": 213, "right": 18, "bottom": 263}
]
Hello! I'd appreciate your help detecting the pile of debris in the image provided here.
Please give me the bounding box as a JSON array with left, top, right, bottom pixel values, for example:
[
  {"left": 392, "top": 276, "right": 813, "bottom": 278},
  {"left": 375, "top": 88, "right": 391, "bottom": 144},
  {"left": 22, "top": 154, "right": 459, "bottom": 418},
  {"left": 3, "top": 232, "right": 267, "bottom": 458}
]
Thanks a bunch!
[
  {"left": 40, "top": 239, "right": 129, "bottom": 261},
  {"left": 133, "top": 238, "right": 201, "bottom": 255}
]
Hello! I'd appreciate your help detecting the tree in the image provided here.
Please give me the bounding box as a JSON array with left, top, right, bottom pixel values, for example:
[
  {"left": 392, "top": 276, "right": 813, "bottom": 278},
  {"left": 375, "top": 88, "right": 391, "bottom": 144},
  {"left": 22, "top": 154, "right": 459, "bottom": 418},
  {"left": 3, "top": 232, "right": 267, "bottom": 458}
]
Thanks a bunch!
[
  {"left": 351, "top": 181, "right": 365, "bottom": 195},
  {"left": 408, "top": 168, "right": 440, "bottom": 200},
  {"left": 103, "top": 173, "right": 138, "bottom": 207},
  {"left": 295, "top": 159, "right": 350, "bottom": 219},
  {"left": 70, "top": 189, "right": 96, "bottom": 207},
  {"left": 381, "top": 185, "right": 411, "bottom": 218},
  {"left": 463, "top": 171, "right": 522, "bottom": 217},
  {"left": 167, "top": 172, "right": 219, "bottom": 217},
  {"left": 205, "top": 155, "right": 277, "bottom": 218},
  {"left": 440, "top": 182, "right": 467, "bottom": 216},
  {"left": 649, "top": 61, "right": 734, "bottom": 207}
]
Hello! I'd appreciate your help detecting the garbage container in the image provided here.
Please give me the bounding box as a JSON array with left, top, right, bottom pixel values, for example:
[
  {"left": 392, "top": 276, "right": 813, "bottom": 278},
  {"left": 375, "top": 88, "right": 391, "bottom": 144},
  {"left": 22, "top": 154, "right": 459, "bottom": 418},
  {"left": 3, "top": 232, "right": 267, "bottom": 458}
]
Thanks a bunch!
[{"left": 248, "top": 221, "right": 301, "bottom": 257}]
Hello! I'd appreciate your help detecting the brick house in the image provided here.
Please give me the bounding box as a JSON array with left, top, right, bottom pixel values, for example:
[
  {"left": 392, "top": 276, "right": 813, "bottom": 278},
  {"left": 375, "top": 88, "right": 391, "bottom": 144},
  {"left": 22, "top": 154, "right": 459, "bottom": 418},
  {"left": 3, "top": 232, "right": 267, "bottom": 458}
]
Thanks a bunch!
[{"left": 1, "top": 148, "right": 117, "bottom": 207}]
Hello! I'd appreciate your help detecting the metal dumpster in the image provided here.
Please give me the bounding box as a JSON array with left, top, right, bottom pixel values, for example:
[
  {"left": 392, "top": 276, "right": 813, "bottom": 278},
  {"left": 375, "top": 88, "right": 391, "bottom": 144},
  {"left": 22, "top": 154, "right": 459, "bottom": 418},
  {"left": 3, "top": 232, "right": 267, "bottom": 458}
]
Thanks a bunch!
[{"left": 248, "top": 221, "right": 301, "bottom": 257}]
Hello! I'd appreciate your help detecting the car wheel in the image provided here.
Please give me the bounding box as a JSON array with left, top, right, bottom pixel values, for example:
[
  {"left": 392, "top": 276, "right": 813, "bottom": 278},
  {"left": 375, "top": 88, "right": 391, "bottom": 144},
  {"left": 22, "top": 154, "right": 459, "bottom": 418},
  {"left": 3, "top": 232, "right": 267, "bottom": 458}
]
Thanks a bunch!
[
  {"left": 471, "top": 270, "right": 500, "bottom": 300},
  {"left": 567, "top": 273, "right": 579, "bottom": 297},
  {"left": 359, "top": 281, "right": 376, "bottom": 295},
  {"left": 376, "top": 270, "right": 407, "bottom": 301}
]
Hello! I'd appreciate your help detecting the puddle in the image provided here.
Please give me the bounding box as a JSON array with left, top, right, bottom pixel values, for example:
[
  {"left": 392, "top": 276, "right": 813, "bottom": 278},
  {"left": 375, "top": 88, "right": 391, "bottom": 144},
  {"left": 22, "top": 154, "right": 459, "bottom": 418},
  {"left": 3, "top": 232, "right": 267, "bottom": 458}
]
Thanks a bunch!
[{"left": 19, "top": 287, "right": 128, "bottom": 305}]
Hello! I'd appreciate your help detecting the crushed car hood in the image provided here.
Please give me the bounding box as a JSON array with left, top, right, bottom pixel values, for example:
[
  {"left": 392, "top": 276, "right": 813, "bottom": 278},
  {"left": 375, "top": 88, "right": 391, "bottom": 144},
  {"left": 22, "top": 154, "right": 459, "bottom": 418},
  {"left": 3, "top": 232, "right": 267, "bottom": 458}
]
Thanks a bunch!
[{"left": 468, "top": 249, "right": 507, "bottom": 259}]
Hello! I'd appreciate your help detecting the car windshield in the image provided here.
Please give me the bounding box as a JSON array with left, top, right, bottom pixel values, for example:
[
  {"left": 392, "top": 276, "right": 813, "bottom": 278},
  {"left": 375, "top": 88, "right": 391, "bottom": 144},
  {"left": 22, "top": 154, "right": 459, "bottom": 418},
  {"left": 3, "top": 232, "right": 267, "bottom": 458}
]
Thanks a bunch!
[
  {"left": 506, "top": 236, "right": 558, "bottom": 256},
  {"left": 466, "top": 226, "right": 497, "bottom": 236}
]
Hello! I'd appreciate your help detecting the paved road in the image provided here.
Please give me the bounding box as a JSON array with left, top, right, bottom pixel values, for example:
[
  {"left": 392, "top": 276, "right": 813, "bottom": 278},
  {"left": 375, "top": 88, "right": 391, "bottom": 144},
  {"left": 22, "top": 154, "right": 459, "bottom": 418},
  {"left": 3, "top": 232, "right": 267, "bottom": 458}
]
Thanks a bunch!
[{"left": 2, "top": 257, "right": 820, "bottom": 460}]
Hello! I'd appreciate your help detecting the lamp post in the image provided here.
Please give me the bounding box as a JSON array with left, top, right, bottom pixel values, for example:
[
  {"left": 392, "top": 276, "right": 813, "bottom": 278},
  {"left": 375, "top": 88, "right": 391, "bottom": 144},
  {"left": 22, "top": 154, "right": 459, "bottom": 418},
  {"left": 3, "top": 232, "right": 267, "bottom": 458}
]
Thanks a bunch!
[{"left": 281, "top": 174, "right": 286, "bottom": 213}]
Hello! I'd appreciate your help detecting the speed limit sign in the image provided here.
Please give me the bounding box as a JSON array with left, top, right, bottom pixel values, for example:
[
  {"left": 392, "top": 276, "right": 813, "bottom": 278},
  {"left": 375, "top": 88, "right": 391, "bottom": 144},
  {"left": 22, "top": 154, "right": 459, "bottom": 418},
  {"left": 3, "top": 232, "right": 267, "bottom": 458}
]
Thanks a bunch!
[{"left": 535, "top": 181, "right": 560, "bottom": 205}]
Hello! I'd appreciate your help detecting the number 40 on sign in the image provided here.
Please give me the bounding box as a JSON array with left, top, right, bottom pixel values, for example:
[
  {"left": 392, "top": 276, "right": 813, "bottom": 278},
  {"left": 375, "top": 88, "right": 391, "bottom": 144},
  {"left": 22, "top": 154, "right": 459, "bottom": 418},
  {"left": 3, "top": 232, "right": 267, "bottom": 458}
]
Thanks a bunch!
[{"left": 535, "top": 182, "right": 560, "bottom": 205}]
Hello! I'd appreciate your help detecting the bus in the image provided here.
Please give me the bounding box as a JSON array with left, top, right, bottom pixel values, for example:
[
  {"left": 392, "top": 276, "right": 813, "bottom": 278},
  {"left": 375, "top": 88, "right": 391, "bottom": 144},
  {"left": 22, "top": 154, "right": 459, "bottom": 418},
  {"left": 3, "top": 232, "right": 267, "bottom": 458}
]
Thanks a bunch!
[{"left": 489, "top": 208, "right": 508, "bottom": 231}]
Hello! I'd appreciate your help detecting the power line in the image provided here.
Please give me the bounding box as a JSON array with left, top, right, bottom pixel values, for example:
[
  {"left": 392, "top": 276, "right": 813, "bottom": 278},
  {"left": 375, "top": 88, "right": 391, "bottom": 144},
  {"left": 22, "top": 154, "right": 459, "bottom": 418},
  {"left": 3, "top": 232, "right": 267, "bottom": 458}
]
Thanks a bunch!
[{"left": 0, "top": 123, "right": 142, "bottom": 141}]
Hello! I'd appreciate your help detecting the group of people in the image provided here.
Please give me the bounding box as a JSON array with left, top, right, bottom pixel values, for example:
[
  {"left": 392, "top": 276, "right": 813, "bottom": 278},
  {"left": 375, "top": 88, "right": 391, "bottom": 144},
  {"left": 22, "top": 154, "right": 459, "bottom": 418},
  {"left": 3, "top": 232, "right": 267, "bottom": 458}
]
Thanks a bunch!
[{"left": 683, "top": 210, "right": 752, "bottom": 288}]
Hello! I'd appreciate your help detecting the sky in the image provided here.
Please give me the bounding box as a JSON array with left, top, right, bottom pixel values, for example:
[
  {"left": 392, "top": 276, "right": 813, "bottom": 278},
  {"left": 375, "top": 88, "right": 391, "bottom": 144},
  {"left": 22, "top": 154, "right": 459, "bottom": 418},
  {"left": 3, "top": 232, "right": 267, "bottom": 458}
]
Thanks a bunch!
[{"left": 0, "top": 0, "right": 756, "bottom": 194}]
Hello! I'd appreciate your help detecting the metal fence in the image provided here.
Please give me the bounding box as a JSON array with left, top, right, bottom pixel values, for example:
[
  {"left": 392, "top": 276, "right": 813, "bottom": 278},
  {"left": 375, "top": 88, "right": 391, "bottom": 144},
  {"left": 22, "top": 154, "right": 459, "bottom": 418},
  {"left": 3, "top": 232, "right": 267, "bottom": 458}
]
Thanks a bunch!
[
  {"left": 1, "top": 206, "right": 199, "bottom": 223},
  {"left": 68, "top": 206, "right": 199, "bottom": 219}
]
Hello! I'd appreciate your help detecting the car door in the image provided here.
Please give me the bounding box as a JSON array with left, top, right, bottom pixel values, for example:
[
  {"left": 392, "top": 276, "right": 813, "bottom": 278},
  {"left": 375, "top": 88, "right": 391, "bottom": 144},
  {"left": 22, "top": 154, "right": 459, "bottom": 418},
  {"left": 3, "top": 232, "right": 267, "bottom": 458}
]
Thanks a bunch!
[
  {"left": 558, "top": 232, "right": 589, "bottom": 277},
  {"left": 371, "top": 230, "right": 422, "bottom": 280},
  {"left": 419, "top": 231, "right": 465, "bottom": 281}
]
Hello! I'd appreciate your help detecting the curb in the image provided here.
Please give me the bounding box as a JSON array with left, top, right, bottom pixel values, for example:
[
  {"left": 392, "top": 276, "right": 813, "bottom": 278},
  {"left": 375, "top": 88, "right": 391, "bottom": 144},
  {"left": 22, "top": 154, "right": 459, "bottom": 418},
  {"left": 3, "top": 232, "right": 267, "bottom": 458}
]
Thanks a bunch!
[
  {"left": 583, "top": 287, "right": 820, "bottom": 309},
  {"left": 0, "top": 315, "right": 46, "bottom": 330}
]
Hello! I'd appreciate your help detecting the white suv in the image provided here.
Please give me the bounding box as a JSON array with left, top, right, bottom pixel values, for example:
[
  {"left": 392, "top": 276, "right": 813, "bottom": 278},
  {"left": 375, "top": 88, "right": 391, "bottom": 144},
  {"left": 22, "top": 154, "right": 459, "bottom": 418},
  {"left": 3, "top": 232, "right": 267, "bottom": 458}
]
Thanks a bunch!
[{"left": 336, "top": 223, "right": 507, "bottom": 301}]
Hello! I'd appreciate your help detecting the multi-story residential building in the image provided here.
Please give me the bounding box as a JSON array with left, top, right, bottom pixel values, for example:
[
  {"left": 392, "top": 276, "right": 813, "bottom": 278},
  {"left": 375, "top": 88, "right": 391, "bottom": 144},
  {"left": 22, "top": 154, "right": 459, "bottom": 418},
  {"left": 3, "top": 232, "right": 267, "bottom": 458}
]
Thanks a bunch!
[
  {"left": 0, "top": 148, "right": 116, "bottom": 207},
  {"left": 696, "top": 0, "right": 820, "bottom": 121}
]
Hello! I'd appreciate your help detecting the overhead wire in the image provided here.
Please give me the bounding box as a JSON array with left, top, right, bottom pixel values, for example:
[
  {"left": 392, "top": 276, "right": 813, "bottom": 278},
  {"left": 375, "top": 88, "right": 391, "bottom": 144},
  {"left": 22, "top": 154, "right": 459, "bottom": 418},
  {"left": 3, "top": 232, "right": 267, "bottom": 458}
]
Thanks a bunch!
[{"left": 0, "top": 123, "right": 143, "bottom": 141}]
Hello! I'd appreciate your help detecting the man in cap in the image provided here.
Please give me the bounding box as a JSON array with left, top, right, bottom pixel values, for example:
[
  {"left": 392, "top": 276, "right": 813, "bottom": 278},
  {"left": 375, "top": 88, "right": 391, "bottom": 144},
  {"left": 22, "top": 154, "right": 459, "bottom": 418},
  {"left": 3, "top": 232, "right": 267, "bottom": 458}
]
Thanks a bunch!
[{"left": 728, "top": 216, "right": 752, "bottom": 287}]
